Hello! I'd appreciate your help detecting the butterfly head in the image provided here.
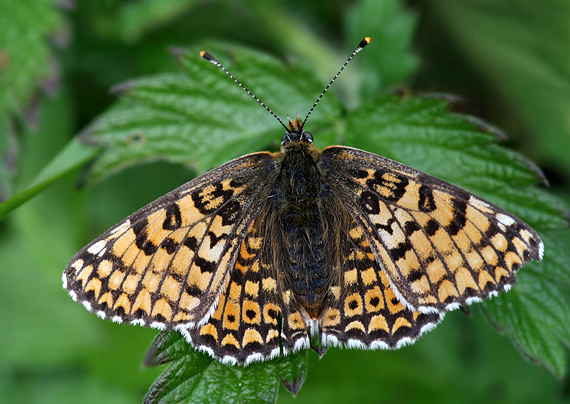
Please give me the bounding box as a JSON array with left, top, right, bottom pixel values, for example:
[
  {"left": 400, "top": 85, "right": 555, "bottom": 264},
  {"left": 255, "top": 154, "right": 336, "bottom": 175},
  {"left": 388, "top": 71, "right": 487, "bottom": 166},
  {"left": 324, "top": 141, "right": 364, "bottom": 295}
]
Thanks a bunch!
[{"left": 281, "top": 115, "right": 313, "bottom": 146}]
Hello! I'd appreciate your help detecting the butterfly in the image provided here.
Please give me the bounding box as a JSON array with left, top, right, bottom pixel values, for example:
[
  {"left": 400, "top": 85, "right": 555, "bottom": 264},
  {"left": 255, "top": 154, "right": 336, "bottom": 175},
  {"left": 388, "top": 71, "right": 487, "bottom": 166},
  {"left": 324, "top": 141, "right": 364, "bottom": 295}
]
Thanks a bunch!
[{"left": 63, "top": 37, "right": 543, "bottom": 366}]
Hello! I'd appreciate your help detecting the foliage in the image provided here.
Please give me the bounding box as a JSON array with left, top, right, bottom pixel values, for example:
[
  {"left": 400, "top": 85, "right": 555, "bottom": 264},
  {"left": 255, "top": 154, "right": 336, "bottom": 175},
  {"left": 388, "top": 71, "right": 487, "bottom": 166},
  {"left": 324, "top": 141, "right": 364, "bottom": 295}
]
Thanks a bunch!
[
  {"left": 1, "top": 1, "right": 569, "bottom": 403},
  {"left": 0, "top": 0, "right": 65, "bottom": 200},
  {"left": 143, "top": 332, "right": 308, "bottom": 403}
]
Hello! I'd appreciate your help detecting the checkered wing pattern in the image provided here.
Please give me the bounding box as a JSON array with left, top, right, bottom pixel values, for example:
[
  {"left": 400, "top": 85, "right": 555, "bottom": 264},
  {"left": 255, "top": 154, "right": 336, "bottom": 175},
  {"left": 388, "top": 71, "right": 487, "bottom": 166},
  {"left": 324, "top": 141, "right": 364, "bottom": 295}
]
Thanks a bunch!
[
  {"left": 63, "top": 152, "right": 278, "bottom": 331},
  {"left": 320, "top": 218, "right": 442, "bottom": 349},
  {"left": 320, "top": 146, "right": 543, "bottom": 315},
  {"left": 182, "top": 219, "right": 309, "bottom": 365},
  {"left": 63, "top": 143, "right": 544, "bottom": 365}
]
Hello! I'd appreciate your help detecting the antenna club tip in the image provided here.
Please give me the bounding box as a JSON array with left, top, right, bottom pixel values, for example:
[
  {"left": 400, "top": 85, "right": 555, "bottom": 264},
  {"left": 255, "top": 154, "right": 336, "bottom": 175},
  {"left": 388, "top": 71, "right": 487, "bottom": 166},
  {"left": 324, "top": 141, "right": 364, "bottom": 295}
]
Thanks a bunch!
[
  {"left": 360, "top": 37, "right": 371, "bottom": 48},
  {"left": 200, "top": 51, "right": 216, "bottom": 62}
]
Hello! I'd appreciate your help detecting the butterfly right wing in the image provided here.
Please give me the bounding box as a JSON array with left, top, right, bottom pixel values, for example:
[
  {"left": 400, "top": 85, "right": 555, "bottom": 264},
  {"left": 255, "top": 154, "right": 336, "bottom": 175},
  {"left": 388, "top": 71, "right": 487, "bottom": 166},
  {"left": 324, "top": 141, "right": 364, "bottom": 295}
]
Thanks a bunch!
[
  {"left": 64, "top": 152, "right": 279, "bottom": 331},
  {"left": 319, "top": 146, "right": 543, "bottom": 314}
]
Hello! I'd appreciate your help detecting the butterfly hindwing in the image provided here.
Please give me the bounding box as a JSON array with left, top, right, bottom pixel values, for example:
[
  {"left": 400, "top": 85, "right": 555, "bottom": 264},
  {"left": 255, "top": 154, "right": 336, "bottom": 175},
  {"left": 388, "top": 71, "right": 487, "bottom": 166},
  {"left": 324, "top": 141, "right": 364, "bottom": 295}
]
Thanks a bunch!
[
  {"left": 320, "top": 146, "right": 543, "bottom": 314},
  {"left": 320, "top": 219, "right": 442, "bottom": 349},
  {"left": 64, "top": 152, "right": 279, "bottom": 330},
  {"left": 183, "top": 218, "right": 309, "bottom": 365}
]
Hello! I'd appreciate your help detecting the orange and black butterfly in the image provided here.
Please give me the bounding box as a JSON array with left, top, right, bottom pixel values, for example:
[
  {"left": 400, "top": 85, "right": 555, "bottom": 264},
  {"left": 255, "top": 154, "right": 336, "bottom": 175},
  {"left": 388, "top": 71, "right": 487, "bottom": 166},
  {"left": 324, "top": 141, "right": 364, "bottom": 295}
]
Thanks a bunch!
[{"left": 63, "top": 38, "right": 543, "bottom": 365}]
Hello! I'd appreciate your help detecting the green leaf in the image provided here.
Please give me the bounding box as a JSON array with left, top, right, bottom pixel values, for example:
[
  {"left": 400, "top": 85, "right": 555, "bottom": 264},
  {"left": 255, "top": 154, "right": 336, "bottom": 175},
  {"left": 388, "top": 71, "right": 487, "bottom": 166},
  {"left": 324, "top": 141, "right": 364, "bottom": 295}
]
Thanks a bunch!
[
  {"left": 0, "top": 139, "right": 101, "bottom": 222},
  {"left": 0, "top": 0, "right": 65, "bottom": 200},
  {"left": 345, "top": 94, "right": 570, "bottom": 378},
  {"left": 80, "top": 44, "right": 342, "bottom": 182},
  {"left": 144, "top": 332, "right": 309, "bottom": 404},
  {"left": 483, "top": 231, "right": 570, "bottom": 379},
  {"left": 430, "top": 0, "right": 570, "bottom": 172},
  {"left": 0, "top": 114, "right": 17, "bottom": 201},
  {"left": 116, "top": 0, "right": 198, "bottom": 42},
  {"left": 345, "top": 0, "right": 418, "bottom": 98},
  {"left": 0, "top": 0, "right": 63, "bottom": 115},
  {"left": 275, "top": 349, "right": 308, "bottom": 396}
]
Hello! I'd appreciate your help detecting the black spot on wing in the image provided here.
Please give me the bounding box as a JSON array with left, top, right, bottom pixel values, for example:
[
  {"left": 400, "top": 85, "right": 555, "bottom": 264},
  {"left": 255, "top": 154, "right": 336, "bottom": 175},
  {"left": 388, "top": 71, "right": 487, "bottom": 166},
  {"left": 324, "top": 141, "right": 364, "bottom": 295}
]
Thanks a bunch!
[
  {"left": 360, "top": 191, "right": 380, "bottom": 214},
  {"left": 132, "top": 218, "right": 148, "bottom": 237},
  {"left": 198, "top": 332, "right": 217, "bottom": 347},
  {"left": 369, "top": 296, "right": 380, "bottom": 308},
  {"left": 522, "top": 250, "right": 531, "bottom": 261},
  {"left": 138, "top": 239, "right": 159, "bottom": 256},
  {"left": 374, "top": 217, "right": 396, "bottom": 235},
  {"left": 208, "top": 231, "right": 227, "bottom": 248},
  {"left": 266, "top": 308, "right": 278, "bottom": 320},
  {"left": 163, "top": 204, "right": 182, "bottom": 230},
  {"left": 185, "top": 284, "right": 203, "bottom": 296},
  {"left": 154, "top": 314, "right": 167, "bottom": 322},
  {"left": 191, "top": 183, "right": 234, "bottom": 215},
  {"left": 229, "top": 178, "right": 245, "bottom": 188},
  {"left": 350, "top": 169, "right": 368, "bottom": 179},
  {"left": 418, "top": 186, "right": 436, "bottom": 212},
  {"left": 446, "top": 198, "right": 467, "bottom": 236},
  {"left": 404, "top": 220, "right": 421, "bottom": 236},
  {"left": 366, "top": 170, "right": 408, "bottom": 202},
  {"left": 218, "top": 200, "right": 241, "bottom": 226},
  {"left": 183, "top": 236, "right": 198, "bottom": 250},
  {"left": 425, "top": 219, "right": 439, "bottom": 237},
  {"left": 161, "top": 238, "right": 179, "bottom": 254},
  {"left": 194, "top": 256, "right": 216, "bottom": 274},
  {"left": 132, "top": 218, "right": 159, "bottom": 256},
  {"left": 406, "top": 270, "right": 425, "bottom": 283},
  {"left": 390, "top": 239, "right": 413, "bottom": 261}
]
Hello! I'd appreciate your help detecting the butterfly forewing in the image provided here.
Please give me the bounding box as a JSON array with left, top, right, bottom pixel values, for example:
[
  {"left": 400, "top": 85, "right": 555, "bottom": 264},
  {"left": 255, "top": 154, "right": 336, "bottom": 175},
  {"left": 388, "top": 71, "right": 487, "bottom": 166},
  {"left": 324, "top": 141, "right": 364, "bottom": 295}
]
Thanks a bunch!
[
  {"left": 64, "top": 152, "right": 278, "bottom": 329},
  {"left": 320, "top": 146, "right": 543, "bottom": 314}
]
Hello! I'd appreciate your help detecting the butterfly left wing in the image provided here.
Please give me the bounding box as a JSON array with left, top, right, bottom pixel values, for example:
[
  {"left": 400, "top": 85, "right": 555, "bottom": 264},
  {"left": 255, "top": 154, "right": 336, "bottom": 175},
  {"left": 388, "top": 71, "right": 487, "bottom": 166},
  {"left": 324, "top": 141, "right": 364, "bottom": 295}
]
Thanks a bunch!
[
  {"left": 319, "top": 146, "right": 543, "bottom": 314},
  {"left": 181, "top": 218, "right": 311, "bottom": 365},
  {"left": 63, "top": 152, "right": 279, "bottom": 330}
]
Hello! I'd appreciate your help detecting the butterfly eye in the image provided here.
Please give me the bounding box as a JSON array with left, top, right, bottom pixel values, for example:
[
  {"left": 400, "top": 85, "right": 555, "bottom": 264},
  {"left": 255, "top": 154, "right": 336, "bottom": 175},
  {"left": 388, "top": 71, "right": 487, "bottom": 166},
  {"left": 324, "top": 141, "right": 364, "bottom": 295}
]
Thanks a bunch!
[
  {"left": 301, "top": 131, "right": 313, "bottom": 143},
  {"left": 280, "top": 131, "right": 314, "bottom": 146},
  {"left": 281, "top": 133, "right": 291, "bottom": 145}
]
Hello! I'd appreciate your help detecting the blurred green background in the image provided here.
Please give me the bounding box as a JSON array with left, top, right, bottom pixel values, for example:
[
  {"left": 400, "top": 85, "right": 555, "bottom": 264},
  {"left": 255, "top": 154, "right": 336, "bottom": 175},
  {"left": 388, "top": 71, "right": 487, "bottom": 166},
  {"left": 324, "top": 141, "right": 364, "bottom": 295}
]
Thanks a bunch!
[{"left": 1, "top": 0, "right": 570, "bottom": 403}]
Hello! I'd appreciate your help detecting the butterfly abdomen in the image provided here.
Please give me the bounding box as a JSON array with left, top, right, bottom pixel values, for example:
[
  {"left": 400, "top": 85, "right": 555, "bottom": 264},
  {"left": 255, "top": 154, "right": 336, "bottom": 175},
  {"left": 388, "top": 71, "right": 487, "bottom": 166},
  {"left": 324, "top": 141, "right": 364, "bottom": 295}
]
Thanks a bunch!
[
  {"left": 282, "top": 205, "right": 327, "bottom": 318},
  {"left": 275, "top": 142, "right": 329, "bottom": 318}
]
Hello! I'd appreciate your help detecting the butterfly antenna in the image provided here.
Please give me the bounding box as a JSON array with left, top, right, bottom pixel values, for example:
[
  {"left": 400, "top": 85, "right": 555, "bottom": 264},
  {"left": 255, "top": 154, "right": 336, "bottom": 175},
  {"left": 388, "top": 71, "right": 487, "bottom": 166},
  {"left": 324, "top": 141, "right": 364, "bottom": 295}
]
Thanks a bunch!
[
  {"left": 301, "top": 37, "right": 371, "bottom": 129},
  {"left": 200, "top": 51, "right": 289, "bottom": 131}
]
